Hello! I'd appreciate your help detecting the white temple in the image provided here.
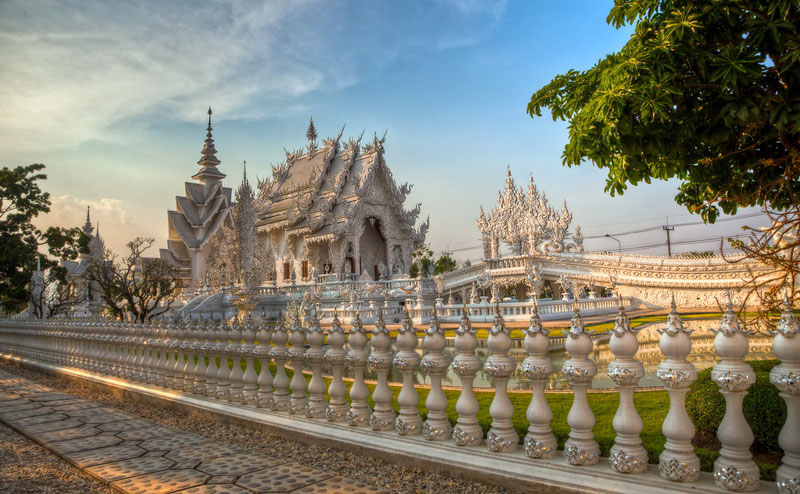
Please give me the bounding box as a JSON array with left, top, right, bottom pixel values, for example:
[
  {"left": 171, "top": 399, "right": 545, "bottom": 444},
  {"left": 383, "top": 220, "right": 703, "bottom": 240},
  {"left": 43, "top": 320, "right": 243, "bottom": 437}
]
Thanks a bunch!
[{"left": 160, "top": 111, "right": 426, "bottom": 293}]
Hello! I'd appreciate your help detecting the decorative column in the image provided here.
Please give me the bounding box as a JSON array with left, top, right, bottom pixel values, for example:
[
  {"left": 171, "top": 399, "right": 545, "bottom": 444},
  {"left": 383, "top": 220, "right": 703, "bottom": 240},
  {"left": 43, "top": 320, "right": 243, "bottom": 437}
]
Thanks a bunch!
[
  {"left": 485, "top": 307, "right": 517, "bottom": 452},
  {"left": 204, "top": 318, "right": 220, "bottom": 396},
  {"left": 215, "top": 317, "right": 233, "bottom": 400},
  {"left": 421, "top": 309, "right": 451, "bottom": 441},
  {"left": 368, "top": 310, "right": 395, "bottom": 431},
  {"left": 269, "top": 316, "right": 291, "bottom": 410},
  {"left": 771, "top": 295, "right": 800, "bottom": 493},
  {"left": 711, "top": 298, "right": 759, "bottom": 492},
  {"left": 325, "top": 311, "right": 348, "bottom": 422},
  {"left": 240, "top": 314, "right": 258, "bottom": 404},
  {"left": 346, "top": 312, "right": 371, "bottom": 426},
  {"left": 451, "top": 309, "right": 483, "bottom": 446},
  {"left": 227, "top": 317, "right": 245, "bottom": 402},
  {"left": 394, "top": 307, "right": 422, "bottom": 435},
  {"left": 521, "top": 304, "right": 557, "bottom": 458},
  {"left": 169, "top": 317, "right": 186, "bottom": 390},
  {"left": 656, "top": 297, "right": 700, "bottom": 482},
  {"left": 562, "top": 308, "right": 599, "bottom": 465},
  {"left": 287, "top": 312, "right": 308, "bottom": 414},
  {"left": 180, "top": 318, "right": 198, "bottom": 391},
  {"left": 254, "top": 314, "right": 274, "bottom": 408},
  {"left": 192, "top": 318, "right": 211, "bottom": 394},
  {"left": 607, "top": 306, "right": 647, "bottom": 473},
  {"left": 305, "top": 307, "right": 327, "bottom": 418}
]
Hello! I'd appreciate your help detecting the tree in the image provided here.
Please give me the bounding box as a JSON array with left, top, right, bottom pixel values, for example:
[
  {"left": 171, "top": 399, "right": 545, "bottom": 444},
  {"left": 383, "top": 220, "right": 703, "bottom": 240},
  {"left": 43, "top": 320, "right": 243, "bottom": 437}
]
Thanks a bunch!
[
  {"left": 86, "top": 237, "right": 179, "bottom": 322},
  {"left": 433, "top": 252, "right": 457, "bottom": 275},
  {"left": 409, "top": 244, "right": 434, "bottom": 278},
  {"left": 28, "top": 266, "right": 87, "bottom": 319},
  {"left": 0, "top": 164, "right": 83, "bottom": 313},
  {"left": 528, "top": 1, "right": 800, "bottom": 318}
]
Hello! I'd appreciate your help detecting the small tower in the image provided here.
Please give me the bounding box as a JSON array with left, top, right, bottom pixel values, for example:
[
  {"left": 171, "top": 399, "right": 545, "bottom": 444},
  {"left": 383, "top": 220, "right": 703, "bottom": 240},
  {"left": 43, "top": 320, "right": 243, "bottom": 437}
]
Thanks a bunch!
[
  {"left": 192, "top": 107, "right": 226, "bottom": 184},
  {"left": 82, "top": 206, "right": 94, "bottom": 236},
  {"left": 306, "top": 116, "right": 317, "bottom": 152}
]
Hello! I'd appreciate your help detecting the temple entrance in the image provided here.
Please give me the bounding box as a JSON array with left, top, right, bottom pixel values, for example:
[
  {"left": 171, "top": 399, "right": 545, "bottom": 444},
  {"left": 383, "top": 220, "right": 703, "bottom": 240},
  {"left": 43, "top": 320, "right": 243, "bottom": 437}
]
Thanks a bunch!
[{"left": 359, "top": 217, "right": 387, "bottom": 280}]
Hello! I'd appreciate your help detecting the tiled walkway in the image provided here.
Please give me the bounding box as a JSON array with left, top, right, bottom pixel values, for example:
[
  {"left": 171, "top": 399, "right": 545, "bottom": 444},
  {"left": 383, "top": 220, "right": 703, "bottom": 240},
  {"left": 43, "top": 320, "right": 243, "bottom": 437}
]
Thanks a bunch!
[{"left": 0, "top": 369, "right": 389, "bottom": 494}]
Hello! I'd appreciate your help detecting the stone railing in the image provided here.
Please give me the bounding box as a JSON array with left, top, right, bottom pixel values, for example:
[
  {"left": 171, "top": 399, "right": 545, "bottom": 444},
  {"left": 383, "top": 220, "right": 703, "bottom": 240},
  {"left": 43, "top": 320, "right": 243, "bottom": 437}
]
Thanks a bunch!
[{"left": 0, "top": 298, "right": 797, "bottom": 494}]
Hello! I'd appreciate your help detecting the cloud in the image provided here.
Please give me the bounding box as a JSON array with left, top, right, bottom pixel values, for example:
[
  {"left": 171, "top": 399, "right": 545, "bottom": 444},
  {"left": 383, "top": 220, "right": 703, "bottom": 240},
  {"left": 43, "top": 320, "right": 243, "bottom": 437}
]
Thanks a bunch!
[
  {"left": 0, "top": 0, "right": 507, "bottom": 152},
  {"left": 34, "top": 194, "right": 153, "bottom": 255}
]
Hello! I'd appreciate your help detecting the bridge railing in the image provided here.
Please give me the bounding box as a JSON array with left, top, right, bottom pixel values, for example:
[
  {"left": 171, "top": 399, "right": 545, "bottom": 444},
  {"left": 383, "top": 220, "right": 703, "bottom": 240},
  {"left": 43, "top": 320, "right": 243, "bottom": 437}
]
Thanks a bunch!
[{"left": 0, "top": 299, "right": 797, "bottom": 494}]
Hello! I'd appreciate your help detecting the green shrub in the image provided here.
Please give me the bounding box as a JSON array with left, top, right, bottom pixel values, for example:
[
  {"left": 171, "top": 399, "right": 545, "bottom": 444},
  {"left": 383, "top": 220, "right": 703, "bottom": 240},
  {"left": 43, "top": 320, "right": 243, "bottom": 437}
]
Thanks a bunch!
[{"left": 686, "top": 360, "right": 785, "bottom": 454}]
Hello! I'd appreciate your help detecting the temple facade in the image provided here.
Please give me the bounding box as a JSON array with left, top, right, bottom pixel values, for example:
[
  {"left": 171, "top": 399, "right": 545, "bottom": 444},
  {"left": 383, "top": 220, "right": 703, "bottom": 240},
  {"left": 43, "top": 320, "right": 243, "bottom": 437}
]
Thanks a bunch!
[
  {"left": 256, "top": 119, "right": 427, "bottom": 285},
  {"left": 161, "top": 112, "right": 426, "bottom": 292}
]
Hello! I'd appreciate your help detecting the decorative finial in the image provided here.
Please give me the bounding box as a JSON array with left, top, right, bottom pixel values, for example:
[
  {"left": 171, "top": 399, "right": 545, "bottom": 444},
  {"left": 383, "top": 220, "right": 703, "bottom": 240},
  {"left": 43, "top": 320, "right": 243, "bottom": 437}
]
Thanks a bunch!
[
  {"left": 82, "top": 205, "right": 94, "bottom": 236},
  {"left": 773, "top": 291, "right": 799, "bottom": 336},
  {"left": 195, "top": 106, "right": 224, "bottom": 181},
  {"left": 306, "top": 116, "right": 317, "bottom": 143}
]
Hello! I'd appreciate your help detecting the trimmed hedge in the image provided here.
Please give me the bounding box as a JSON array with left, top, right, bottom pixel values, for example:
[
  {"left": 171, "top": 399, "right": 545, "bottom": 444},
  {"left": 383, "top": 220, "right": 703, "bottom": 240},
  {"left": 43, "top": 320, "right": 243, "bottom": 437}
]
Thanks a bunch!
[{"left": 686, "top": 360, "right": 785, "bottom": 454}]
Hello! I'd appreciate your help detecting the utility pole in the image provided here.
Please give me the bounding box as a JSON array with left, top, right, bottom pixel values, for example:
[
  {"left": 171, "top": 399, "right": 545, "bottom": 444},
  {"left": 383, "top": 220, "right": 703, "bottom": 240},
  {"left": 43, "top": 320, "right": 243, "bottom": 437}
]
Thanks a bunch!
[{"left": 663, "top": 224, "right": 675, "bottom": 257}]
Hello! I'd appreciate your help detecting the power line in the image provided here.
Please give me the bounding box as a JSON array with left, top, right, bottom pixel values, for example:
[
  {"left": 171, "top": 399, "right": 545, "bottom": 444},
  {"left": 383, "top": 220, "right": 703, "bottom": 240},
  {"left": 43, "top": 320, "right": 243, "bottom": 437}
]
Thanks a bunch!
[{"left": 583, "top": 211, "right": 767, "bottom": 239}]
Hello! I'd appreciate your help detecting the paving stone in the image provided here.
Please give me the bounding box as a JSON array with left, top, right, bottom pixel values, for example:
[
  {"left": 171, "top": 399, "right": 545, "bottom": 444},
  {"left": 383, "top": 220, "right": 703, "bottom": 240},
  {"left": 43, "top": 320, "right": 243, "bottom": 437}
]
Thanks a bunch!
[
  {"left": 97, "top": 418, "right": 155, "bottom": 432},
  {"left": 197, "top": 451, "right": 285, "bottom": 477},
  {"left": 11, "top": 412, "right": 68, "bottom": 426},
  {"left": 293, "top": 476, "right": 393, "bottom": 494},
  {"left": 0, "top": 398, "right": 30, "bottom": 407},
  {"left": 24, "top": 392, "right": 76, "bottom": 401},
  {"left": 177, "top": 483, "right": 250, "bottom": 494},
  {"left": 65, "top": 406, "right": 120, "bottom": 418},
  {"left": 38, "top": 398, "right": 87, "bottom": 406},
  {"left": 81, "top": 412, "right": 137, "bottom": 424},
  {"left": 0, "top": 393, "right": 22, "bottom": 401},
  {"left": 38, "top": 424, "right": 101, "bottom": 443},
  {"left": 0, "top": 401, "right": 44, "bottom": 413},
  {"left": 111, "top": 468, "right": 209, "bottom": 494},
  {"left": 66, "top": 443, "right": 148, "bottom": 468},
  {"left": 49, "top": 401, "right": 102, "bottom": 412},
  {"left": 21, "top": 417, "right": 86, "bottom": 433},
  {"left": 2, "top": 405, "right": 54, "bottom": 420},
  {"left": 236, "top": 463, "right": 335, "bottom": 493},
  {"left": 207, "top": 475, "right": 236, "bottom": 484},
  {"left": 86, "top": 455, "right": 175, "bottom": 482},
  {"left": 164, "top": 442, "right": 244, "bottom": 467},
  {"left": 116, "top": 424, "right": 177, "bottom": 441},
  {"left": 139, "top": 432, "right": 208, "bottom": 452},
  {"left": 50, "top": 433, "right": 122, "bottom": 454}
]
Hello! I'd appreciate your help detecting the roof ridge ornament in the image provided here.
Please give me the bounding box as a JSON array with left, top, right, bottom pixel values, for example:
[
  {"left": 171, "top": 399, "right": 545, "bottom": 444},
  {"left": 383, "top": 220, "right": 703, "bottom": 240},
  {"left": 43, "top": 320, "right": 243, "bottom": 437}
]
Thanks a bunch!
[{"left": 193, "top": 106, "right": 225, "bottom": 183}]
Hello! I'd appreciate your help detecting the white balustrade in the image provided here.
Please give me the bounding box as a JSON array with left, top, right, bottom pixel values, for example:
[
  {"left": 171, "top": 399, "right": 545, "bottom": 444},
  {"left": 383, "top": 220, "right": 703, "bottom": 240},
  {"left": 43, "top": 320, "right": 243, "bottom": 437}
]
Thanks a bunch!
[
  {"left": 421, "top": 309, "right": 451, "bottom": 441},
  {"left": 656, "top": 298, "right": 700, "bottom": 482},
  {"left": 393, "top": 308, "right": 422, "bottom": 435},
  {"left": 451, "top": 310, "right": 483, "bottom": 446},
  {"left": 2, "top": 292, "right": 799, "bottom": 494},
  {"left": 772, "top": 296, "right": 800, "bottom": 494},
  {"left": 485, "top": 308, "right": 517, "bottom": 452},
  {"left": 368, "top": 310, "right": 395, "bottom": 431},
  {"left": 521, "top": 304, "right": 556, "bottom": 458},
  {"left": 711, "top": 298, "right": 759, "bottom": 491},
  {"left": 346, "top": 312, "right": 371, "bottom": 427},
  {"left": 562, "top": 308, "right": 600, "bottom": 465},
  {"left": 607, "top": 306, "right": 647, "bottom": 474}
]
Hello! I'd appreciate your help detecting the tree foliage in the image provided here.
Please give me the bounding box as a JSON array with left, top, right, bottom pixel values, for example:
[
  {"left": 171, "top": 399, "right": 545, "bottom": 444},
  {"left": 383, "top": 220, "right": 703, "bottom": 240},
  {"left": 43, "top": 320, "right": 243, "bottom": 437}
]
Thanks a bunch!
[
  {"left": 86, "top": 237, "right": 179, "bottom": 322},
  {"left": 0, "top": 164, "right": 83, "bottom": 313},
  {"left": 528, "top": 0, "right": 799, "bottom": 222}
]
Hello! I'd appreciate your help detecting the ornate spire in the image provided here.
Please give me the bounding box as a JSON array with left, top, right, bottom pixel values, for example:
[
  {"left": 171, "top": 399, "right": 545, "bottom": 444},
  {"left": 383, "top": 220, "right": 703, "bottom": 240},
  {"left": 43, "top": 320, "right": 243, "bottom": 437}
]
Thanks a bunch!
[
  {"left": 193, "top": 106, "right": 226, "bottom": 183},
  {"left": 306, "top": 116, "right": 317, "bottom": 143},
  {"left": 82, "top": 206, "right": 94, "bottom": 236}
]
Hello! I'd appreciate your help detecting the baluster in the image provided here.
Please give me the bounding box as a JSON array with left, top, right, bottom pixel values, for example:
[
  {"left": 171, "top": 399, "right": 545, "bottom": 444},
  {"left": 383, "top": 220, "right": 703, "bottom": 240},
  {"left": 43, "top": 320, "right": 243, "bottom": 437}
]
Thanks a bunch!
[
  {"left": 485, "top": 306, "right": 516, "bottom": 452},
  {"left": 325, "top": 311, "right": 348, "bottom": 422},
  {"left": 422, "top": 308, "right": 451, "bottom": 441},
  {"left": 451, "top": 308, "right": 482, "bottom": 446},
  {"left": 771, "top": 295, "right": 800, "bottom": 493},
  {"left": 170, "top": 315, "right": 186, "bottom": 389},
  {"left": 287, "top": 311, "right": 308, "bottom": 414},
  {"left": 656, "top": 297, "right": 699, "bottom": 482},
  {"left": 607, "top": 306, "right": 647, "bottom": 473},
  {"left": 204, "top": 317, "right": 220, "bottom": 396},
  {"left": 255, "top": 314, "right": 274, "bottom": 408},
  {"left": 394, "top": 306, "right": 422, "bottom": 435},
  {"left": 369, "top": 309, "right": 395, "bottom": 431},
  {"left": 241, "top": 313, "right": 258, "bottom": 405},
  {"left": 269, "top": 315, "right": 291, "bottom": 411},
  {"left": 711, "top": 297, "right": 759, "bottom": 491},
  {"left": 181, "top": 318, "right": 198, "bottom": 391},
  {"left": 192, "top": 318, "right": 211, "bottom": 394},
  {"left": 137, "top": 320, "right": 152, "bottom": 383},
  {"left": 562, "top": 308, "right": 599, "bottom": 465},
  {"left": 154, "top": 318, "right": 169, "bottom": 386},
  {"left": 305, "top": 307, "right": 327, "bottom": 418},
  {"left": 163, "top": 316, "right": 178, "bottom": 387},
  {"left": 215, "top": 317, "right": 233, "bottom": 400},
  {"left": 227, "top": 317, "right": 245, "bottom": 402},
  {"left": 346, "top": 311, "right": 370, "bottom": 426},
  {"left": 521, "top": 303, "right": 556, "bottom": 458}
]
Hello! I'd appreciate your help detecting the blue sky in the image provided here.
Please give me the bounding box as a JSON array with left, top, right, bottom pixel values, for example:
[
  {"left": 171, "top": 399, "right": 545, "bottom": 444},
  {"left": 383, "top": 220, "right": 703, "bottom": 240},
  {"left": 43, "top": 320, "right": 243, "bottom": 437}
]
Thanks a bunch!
[{"left": 1, "top": 0, "right": 767, "bottom": 259}]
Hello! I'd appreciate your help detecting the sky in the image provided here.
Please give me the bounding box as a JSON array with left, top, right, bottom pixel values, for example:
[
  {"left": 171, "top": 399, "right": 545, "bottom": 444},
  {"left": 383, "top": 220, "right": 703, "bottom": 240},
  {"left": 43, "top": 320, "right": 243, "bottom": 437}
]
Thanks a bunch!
[{"left": 2, "top": 0, "right": 769, "bottom": 261}]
